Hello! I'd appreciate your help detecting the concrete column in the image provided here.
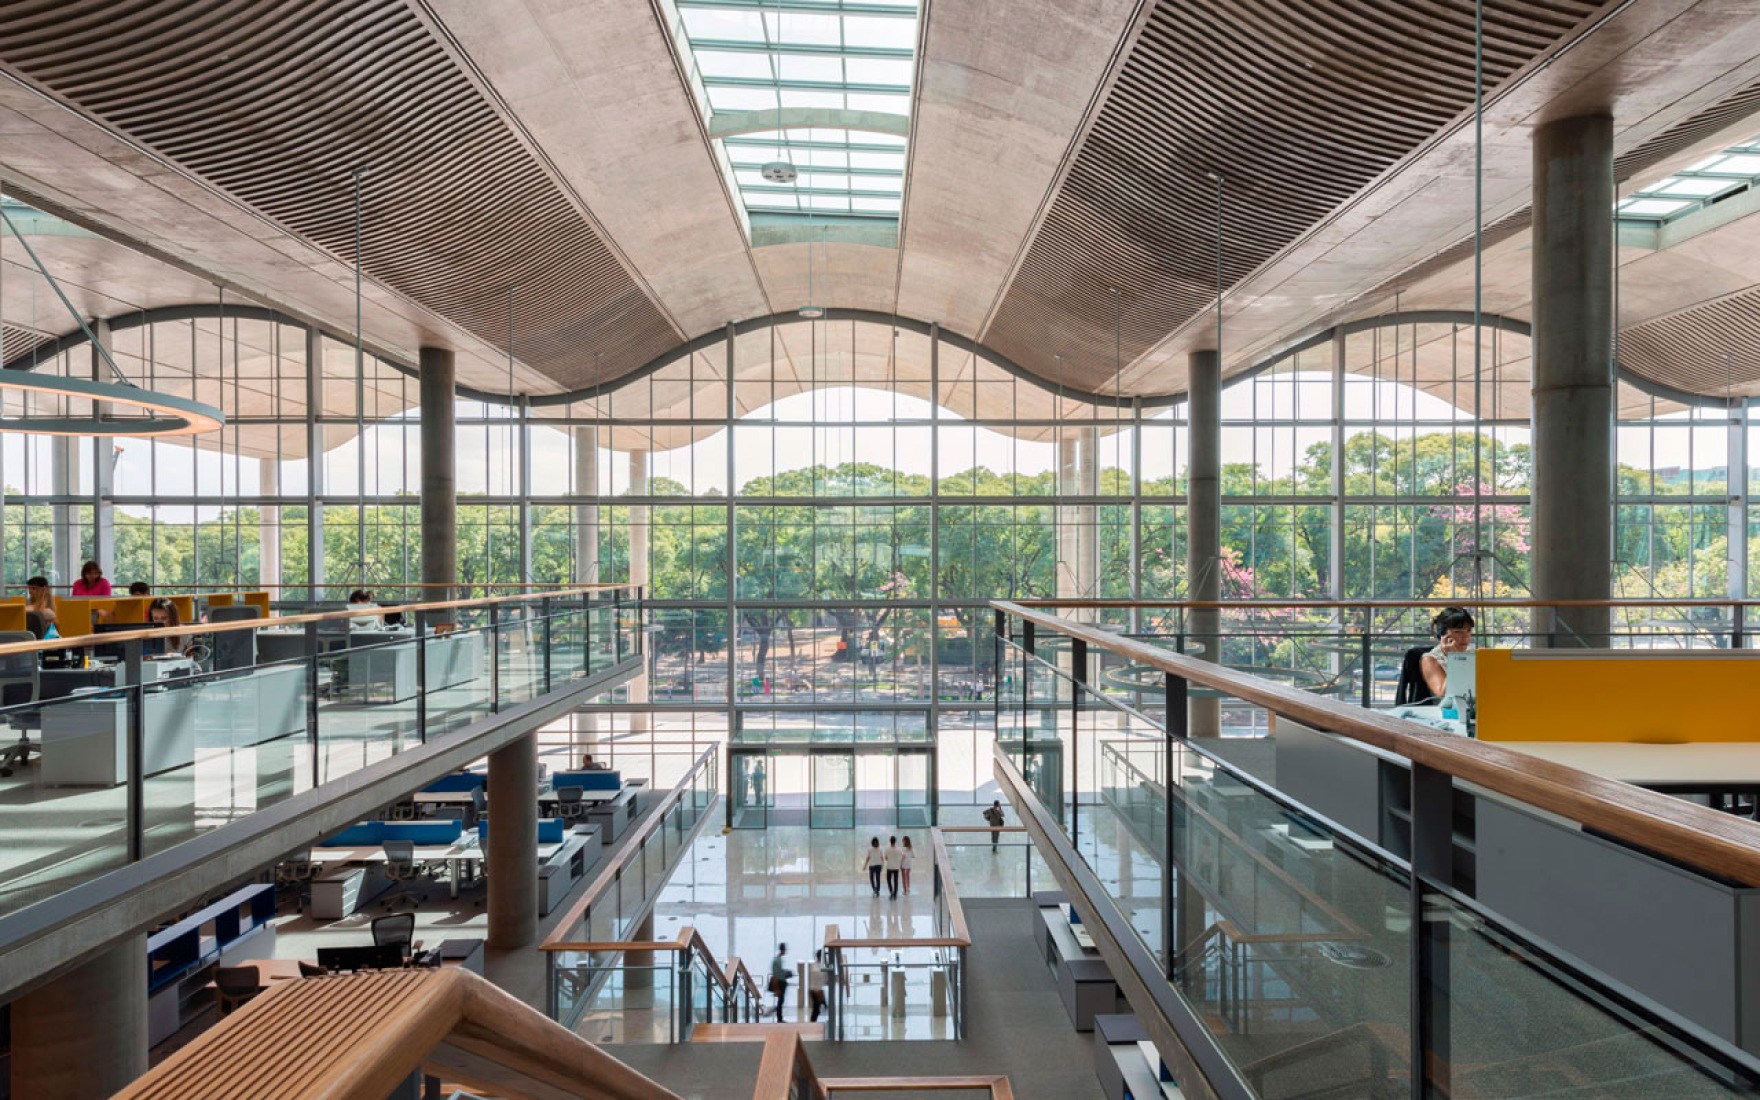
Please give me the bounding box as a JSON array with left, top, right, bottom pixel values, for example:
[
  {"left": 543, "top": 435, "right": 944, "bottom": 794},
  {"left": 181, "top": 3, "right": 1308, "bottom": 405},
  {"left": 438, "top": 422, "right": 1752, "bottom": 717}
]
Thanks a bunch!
[
  {"left": 487, "top": 731, "right": 539, "bottom": 948},
  {"left": 259, "top": 461, "right": 281, "bottom": 588},
  {"left": 11, "top": 937, "right": 147, "bottom": 1098},
  {"left": 627, "top": 450, "right": 650, "bottom": 731},
  {"left": 573, "top": 426, "right": 600, "bottom": 584},
  {"left": 1186, "top": 350, "right": 1221, "bottom": 736},
  {"left": 419, "top": 347, "right": 457, "bottom": 606},
  {"left": 304, "top": 326, "right": 326, "bottom": 596},
  {"left": 1056, "top": 430, "right": 1100, "bottom": 622},
  {"left": 1531, "top": 114, "right": 1614, "bottom": 647},
  {"left": 624, "top": 912, "right": 656, "bottom": 995},
  {"left": 90, "top": 318, "right": 114, "bottom": 571},
  {"left": 50, "top": 436, "right": 79, "bottom": 588}
]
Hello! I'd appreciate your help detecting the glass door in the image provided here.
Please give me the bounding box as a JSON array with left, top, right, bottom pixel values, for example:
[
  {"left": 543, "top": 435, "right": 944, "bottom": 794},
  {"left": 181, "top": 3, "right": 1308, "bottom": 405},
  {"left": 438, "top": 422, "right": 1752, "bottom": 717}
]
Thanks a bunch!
[
  {"left": 810, "top": 750, "right": 856, "bottom": 829},
  {"left": 896, "top": 748, "right": 932, "bottom": 829},
  {"left": 730, "top": 749, "right": 768, "bottom": 829}
]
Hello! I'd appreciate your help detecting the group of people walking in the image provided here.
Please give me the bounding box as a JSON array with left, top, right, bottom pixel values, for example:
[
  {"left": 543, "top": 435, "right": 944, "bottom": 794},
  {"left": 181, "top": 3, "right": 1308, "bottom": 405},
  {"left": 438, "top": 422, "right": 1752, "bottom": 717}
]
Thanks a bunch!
[{"left": 860, "top": 835, "right": 914, "bottom": 899}]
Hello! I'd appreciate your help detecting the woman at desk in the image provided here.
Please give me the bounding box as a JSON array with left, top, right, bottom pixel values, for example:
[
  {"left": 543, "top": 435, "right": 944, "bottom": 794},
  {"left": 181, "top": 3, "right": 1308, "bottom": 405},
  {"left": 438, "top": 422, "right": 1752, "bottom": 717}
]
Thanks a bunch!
[
  {"left": 147, "top": 598, "right": 194, "bottom": 657},
  {"left": 1421, "top": 606, "right": 1475, "bottom": 699},
  {"left": 71, "top": 560, "right": 112, "bottom": 597}
]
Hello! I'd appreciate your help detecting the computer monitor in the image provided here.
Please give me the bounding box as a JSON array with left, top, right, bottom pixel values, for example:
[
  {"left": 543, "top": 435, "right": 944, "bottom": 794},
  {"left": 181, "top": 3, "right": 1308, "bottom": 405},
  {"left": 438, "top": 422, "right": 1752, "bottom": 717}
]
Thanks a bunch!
[
  {"left": 1445, "top": 651, "right": 1476, "bottom": 700},
  {"left": 315, "top": 943, "right": 405, "bottom": 972}
]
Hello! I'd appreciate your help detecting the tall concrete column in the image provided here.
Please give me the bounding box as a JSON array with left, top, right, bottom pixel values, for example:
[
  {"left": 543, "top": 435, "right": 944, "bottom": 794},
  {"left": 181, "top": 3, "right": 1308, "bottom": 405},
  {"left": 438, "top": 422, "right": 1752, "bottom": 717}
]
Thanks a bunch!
[
  {"left": 1531, "top": 114, "right": 1614, "bottom": 647},
  {"left": 1186, "top": 350, "right": 1221, "bottom": 736},
  {"left": 627, "top": 450, "right": 650, "bottom": 731},
  {"left": 12, "top": 937, "right": 147, "bottom": 1098},
  {"left": 50, "top": 436, "right": 80, "bottom": 587},
  {"left": 487, "top": 731, "right": 539, "bottom": 948},
  {"left": 419, "top": 347, "right": 457, "bottom": 605},
  {"left": 1057, "top": 430, "right": 1100, "bottom": 622},
  {"left": 259, "top": 461, "right": 281, "bottom": 588},
  {"left": 90, "top": 318, "right": 114, "bottom": 571},
  {"left": 624, "top": 912, "right": 656, "bottom": 994},
  {"left": 573, "top": 426, "right": 601, "bottom": 584}
]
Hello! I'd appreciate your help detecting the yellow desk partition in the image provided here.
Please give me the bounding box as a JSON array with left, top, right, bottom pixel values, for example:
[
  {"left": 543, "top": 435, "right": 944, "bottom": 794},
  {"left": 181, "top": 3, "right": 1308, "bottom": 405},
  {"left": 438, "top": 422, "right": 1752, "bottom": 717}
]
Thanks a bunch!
[
  {"left": 109, "top": 597, "right": 149, "bottom": 624},
  {"left": 168, "top": 595, "right": 196, "bottom": 624},
  {"left": 0, "top": 604, "right": 23, "bottom": 632},
  {"left": 1477, "top": 648, "right": 1760, "bottom": 743},
  {"left": 207, "top": 593, "right": 235, "bottom": 609},
  {"left": 243, "top": 591, "right": 271, "bottom": 619},
  {"left": 53, "top": 597, "right": 96, "bottom": 637}
]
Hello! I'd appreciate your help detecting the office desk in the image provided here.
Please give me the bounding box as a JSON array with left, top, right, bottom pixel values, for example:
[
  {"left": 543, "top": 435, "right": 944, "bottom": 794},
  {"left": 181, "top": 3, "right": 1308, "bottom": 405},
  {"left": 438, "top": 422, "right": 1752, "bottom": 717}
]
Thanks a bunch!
[
  {"left": 347, "top": 631, "right": 485, "bottom": 703},
  {"left": 312, "top": 835, "right": 564, "bottom": 899},
  {"left": 1388, "top": 704, "right": 1467, "bottom": 737},
  {"left": 1503, "top": 742, "right": 1760, "bottom": 794}
]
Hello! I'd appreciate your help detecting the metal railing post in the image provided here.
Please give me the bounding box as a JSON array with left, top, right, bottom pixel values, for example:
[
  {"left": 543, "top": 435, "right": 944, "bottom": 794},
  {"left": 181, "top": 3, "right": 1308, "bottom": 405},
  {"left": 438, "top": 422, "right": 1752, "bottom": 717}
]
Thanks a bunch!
[
  {"left": 1359, "top": 630, "right": 1373, "bottom": 709},
  {"left": 541, "top": 595, "right": 553, "bottom": 691},
  {"left": 303, "top": 620, "right": 322, "bottom": 785},
  {"left": 1410, "top": 762, "right": 1454, "bottom": 1099},
  {"left": 414, "top": 610, "right": 428, "bottom": 742},
  {"left": 124, "top": 638, "right": 145, "bottom": 862},
  {"left": 488, "top": 603, "right": 501, "bottom": 714},
  {"left": 1070, "top": 636, "right": 1088, "bottom": 845}
]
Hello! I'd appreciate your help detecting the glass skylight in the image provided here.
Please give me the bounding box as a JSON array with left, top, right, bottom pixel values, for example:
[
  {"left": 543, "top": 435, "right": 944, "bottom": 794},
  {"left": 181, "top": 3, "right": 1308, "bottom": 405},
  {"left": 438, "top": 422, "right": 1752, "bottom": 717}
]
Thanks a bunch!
[
  {"left": 670, "top": 0, "right": 918, "bottom": 222},
  {"left": 1618, "top": 135, "right": 1760, "bottom": 223}
]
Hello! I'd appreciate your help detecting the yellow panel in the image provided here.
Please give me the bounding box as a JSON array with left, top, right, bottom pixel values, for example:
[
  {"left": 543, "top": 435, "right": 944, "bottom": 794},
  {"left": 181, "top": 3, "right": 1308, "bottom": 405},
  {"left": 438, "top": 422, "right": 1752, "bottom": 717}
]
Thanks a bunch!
[
  {"left": 55, "top": 597, "right": 94, "bottom": 637},
  {"left": 207, "top": 593, "right": 235, "bottom": 608},
  {"left": 244, "top": 592, "right": 272, "bottom": 619},
  {"left": 110, "top": 597, "right": 149, "bottom": 625},
  {"left": 1477, "top": 648, "right": 1760, "bottom": 743},
  {"left": 169, "top": 595, "right": 196, "bottom": 624},
  {"left": 0, "top": 605, "right": 24, "bottom": 632}
]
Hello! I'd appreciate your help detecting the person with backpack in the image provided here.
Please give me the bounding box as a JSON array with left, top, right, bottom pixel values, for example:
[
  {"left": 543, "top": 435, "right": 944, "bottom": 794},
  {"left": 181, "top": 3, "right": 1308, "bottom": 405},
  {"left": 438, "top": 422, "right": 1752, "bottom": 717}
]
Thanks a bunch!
[{"left": 983, "top": 800, "right": 1006, "bottom": 851}]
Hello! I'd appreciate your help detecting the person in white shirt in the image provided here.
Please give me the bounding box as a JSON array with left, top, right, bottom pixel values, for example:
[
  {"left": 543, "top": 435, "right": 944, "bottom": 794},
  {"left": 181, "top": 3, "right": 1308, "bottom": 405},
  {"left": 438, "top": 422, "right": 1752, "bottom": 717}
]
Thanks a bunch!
[
  {"left": 347, "top": 589, "right": 383, "bottom": 631},
  {"left": 861, "top": 837, "right": 884, "bottom": 897},
  {"left": 883, "top": 836, "right": 903, "bottom": 899},
  {"left": 900, "top": 836, "right": 915, "bottom": 895}
]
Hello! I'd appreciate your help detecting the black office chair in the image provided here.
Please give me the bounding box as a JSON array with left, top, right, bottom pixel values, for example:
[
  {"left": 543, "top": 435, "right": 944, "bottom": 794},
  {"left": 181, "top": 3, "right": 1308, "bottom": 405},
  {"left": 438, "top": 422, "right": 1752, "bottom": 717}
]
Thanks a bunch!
[
  {"left": 555, "top": 786, "right": 587, "bottom": 823},
  {"left": 370, "top": 912, "right": 421, "bottom": 961},
  {"left": 380, "top": 839, "right": 436, "bottom": 911},
  {"left": 469, "top": 786, "right": 487, "bottom": 828},
  {"left": 23, "top": 611, "right": 45, "bottom": 640},
  {"left": 213, "top": 965, "right": 264, "bottom": 1016},
  {"left": 273, "top": 848, "right": 321, "bottom": 907},
  {"left": 1393, "top": 646, "right": 1437, "bottom": 706},
  {"left": 0, "top": 631, "right": 39, "bottom": 776},
  {"left": 297, "top": 960, "right": 328, "bottom": 978}
]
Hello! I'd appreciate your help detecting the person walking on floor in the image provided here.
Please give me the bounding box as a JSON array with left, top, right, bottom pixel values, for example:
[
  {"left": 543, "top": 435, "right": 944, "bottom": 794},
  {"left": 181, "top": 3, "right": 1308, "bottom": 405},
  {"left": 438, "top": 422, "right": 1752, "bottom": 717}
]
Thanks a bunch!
[
  {"left": 900, "top": 836, "right": 914, "bottom": 895},
  {"left": 883, "top": 836, "right": 902, "bottom": 899},
  {"left": 984, "top": 800, "right": 1006, "bottom": 851},
  {"left": 808, "top": 948, "right": 830, "bottom": 1023},
  {"left": 769, "top": 943, "right": 791, "bottom": 1022},
  {"left": 862, "top": 836, "right": 885, "bottom": 897}
]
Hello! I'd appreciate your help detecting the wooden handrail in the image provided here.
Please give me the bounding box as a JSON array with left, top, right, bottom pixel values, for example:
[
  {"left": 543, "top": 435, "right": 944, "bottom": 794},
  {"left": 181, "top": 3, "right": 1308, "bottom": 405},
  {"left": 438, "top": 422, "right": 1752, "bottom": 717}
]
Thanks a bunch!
[
  {"left": 115, "top": 968, "right": 681, "bottom": 1100},
  {"left": 750, "top": 1032, "right": 1014, "bottom": 1099},
  {"left": 0, "top": 583, "right": 638, "bottom": 658},
  {"left": 996, "top": 600, "right": 1760, "bottom": 887},
  {"left": 541, "top": 744, "right": 719, "bottom": 951},
  {"left": 1009, "top": 597, "right": 1760, "bottom": 610}
]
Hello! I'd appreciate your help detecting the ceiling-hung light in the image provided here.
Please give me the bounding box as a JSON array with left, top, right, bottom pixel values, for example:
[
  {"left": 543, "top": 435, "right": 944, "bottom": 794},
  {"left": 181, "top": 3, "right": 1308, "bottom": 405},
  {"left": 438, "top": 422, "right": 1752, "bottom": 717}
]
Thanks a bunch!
[{"left": 0, "top": 198, "right": 225, "bottom": 436}]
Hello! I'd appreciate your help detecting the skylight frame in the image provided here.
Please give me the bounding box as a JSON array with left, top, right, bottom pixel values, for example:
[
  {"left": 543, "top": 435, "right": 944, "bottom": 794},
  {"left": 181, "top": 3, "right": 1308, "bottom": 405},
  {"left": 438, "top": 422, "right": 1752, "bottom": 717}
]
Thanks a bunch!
[
  {"left": 671, "top": 0, "right": 919, "bottom": 226},
  {"left": 1617, "top": 136, "right": 1760, "bottom": 225}
]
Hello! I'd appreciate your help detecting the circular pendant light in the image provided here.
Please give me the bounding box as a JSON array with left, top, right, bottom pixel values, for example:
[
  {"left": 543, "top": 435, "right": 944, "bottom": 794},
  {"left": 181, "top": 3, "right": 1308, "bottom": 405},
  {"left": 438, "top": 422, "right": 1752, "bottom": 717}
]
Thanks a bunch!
[{"left": 0, "top": 370, "right": 225, "bottom": 436}]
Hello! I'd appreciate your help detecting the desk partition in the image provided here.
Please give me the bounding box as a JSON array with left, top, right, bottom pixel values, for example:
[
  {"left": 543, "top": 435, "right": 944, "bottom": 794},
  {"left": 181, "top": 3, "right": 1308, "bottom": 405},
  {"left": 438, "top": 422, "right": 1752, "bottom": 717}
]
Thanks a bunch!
[
  {"left": 1476, "top": 648, "right": 1760, "bottom": 743},
  {"left": 0, "top": 586, "right": 640, "bottom": 922}
]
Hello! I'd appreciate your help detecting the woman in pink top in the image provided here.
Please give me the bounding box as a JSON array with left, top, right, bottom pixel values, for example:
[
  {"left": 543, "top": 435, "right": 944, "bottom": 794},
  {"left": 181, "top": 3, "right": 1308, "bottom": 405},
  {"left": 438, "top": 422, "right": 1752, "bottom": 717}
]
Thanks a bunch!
[{"left": 70, "top": 561, "right": 112, "bottom": 596}]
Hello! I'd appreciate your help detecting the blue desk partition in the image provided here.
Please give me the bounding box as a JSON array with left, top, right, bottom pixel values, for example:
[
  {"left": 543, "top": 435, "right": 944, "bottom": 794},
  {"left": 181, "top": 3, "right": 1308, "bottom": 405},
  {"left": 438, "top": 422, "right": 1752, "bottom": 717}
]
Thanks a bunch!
[
  {"left": 422, "top": 772, "right": 486, "bottom": 794},
  {"left": 319, "top": 820, "right": 464, "bottom": 847},
  {"left": 550, "top": 770, "right": 620, "bottom": 793},
  {"left": 479, "top": 818, "right": 566, "bottom": 844}
]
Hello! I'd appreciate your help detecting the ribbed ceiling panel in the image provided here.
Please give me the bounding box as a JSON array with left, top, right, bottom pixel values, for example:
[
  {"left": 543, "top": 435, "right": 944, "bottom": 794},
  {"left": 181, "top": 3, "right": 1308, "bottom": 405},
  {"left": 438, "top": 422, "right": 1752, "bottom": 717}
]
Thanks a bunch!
[
  {"left": 0, "top": 0, "right": 681, "bottom": 391},
  {"left": 1621, "top": 290, "right": 1760, "bottom": 398},
  {"left": 982, "top": 0, "right": 1599, "bottom": 392}
]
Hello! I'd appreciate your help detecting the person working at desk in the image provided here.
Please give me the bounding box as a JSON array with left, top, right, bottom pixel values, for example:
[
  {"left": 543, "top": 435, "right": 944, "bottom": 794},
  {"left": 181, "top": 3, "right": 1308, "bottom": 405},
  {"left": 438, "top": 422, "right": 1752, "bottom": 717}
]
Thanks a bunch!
[
  {"left": 347, "top": 590, "right": 382, "bottom": 631},
  {"left": 71, "top": 561, "right": 112, "bottom": 596},
  {"left": 1420, "top": 607, "right": 1475, "bottom": 699},
  {"left": 147, "top": 598, "right": 194, "bottom": 657},
  {"left": 24, "top": 576, "right": 58, "bottom": 633},
  {"left": 127, "top": 581, "right": 151, "bottom": 597}
]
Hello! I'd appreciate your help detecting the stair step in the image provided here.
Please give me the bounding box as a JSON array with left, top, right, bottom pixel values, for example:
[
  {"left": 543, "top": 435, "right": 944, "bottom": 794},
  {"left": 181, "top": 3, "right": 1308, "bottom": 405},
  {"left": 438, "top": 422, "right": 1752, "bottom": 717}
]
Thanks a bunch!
[{"left": 691, "top": 1022, "right": 826, "bottom": 1043}]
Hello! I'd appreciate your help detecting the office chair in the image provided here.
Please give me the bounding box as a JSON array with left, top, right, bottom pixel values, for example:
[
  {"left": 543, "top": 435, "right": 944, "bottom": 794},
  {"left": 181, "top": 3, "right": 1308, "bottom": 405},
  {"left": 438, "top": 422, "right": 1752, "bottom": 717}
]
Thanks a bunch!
[
  {"left": 23, "top": 611, "right": 45, "bottom": 640},
  {"left": 387, "top": 799, "right": 419, "bottom": 822},
  {"left": 0, "top": 631, "right": 39, "bottom": 777},
  {"left": 213, "top": 965, "right": 264, "bottom": 1016},
  {"left": 555, "top": 786, "right": 588, "bottom": 823},
  {"left": 469, "top": 786, "right": 487, "bottom": 828},
  {"left": 273, "top": 848, "right": 321, "bottom": 907},
  {"left": 380, "top": 839, "right": 435, "bottom": 911},
  {"left": 370, "top": 912, "right": 422, "bottom": 961},
  {"left": 1393, "top": 646, "right": 1436, "bottom": 707},
  {"left": 297, "top": 960, "right": 328, "bottom": 978},
  {"left": 208, "top": 605, "right": 262, "bottom": 672}
]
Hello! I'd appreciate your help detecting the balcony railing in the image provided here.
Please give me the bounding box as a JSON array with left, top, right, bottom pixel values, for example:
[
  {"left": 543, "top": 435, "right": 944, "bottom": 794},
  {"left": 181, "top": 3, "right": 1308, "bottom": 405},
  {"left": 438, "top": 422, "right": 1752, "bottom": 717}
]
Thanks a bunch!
[
  {"left": 0, "top": 585, "right": 640, "bottom": 920},
  {"left": 993, "top": 598, "right": 1760, "bottom": 1099}
]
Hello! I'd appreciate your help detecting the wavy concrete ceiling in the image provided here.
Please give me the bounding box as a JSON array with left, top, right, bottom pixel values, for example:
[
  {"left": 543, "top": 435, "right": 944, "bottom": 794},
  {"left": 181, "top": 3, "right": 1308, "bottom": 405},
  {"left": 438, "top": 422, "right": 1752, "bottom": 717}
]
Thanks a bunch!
[{"left": 6, "top": 0, "right": 1760, "bottom": 408}]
